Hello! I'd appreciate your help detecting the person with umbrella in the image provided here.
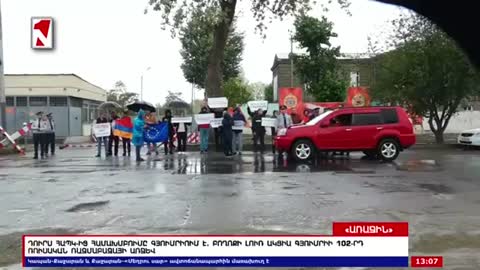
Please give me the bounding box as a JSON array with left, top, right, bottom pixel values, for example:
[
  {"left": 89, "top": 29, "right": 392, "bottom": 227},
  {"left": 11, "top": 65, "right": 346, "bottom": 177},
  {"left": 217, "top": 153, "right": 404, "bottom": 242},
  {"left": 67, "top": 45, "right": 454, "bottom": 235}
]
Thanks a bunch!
[{"left": 132, "top": 109, "right": 147, "bottom": 162}]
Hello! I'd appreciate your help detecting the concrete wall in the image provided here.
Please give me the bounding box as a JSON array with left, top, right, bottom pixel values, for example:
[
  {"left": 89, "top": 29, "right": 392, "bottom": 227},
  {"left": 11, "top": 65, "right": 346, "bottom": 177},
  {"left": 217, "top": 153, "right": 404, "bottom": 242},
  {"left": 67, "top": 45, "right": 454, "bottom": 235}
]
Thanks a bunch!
[{"left": 422, "top": 111, "right": 480, "bottom": 133}]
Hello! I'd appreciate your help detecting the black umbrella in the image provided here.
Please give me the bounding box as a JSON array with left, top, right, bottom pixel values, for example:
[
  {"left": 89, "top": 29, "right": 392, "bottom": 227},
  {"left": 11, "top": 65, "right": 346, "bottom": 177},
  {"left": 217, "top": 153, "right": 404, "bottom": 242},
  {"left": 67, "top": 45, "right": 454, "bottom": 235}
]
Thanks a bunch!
[{"left": 126, "top": 100, "right": 156, "bottom": 112}]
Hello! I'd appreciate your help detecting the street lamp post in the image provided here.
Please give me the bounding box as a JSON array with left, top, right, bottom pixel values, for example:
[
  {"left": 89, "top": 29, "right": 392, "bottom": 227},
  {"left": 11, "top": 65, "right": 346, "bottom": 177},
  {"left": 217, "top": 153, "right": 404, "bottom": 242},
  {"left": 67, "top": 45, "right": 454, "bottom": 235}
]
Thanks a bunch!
[
  {"left": 140, "top": 67, "right": 151, "bottom": 101},
  {"left": 0, "top": 1, "right": 6, "bottom": 129}
]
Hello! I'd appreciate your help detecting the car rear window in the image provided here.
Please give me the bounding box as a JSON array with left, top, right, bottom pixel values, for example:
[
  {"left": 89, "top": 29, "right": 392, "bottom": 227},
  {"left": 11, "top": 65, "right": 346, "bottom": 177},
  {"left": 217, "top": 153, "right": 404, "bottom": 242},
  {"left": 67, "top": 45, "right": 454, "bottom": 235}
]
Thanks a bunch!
[
  {"left": 352, "top": 113, "right": 383, "bottom": 125},
  {"left": 381, "top": 109, "right": 399, "bottom": 124}
]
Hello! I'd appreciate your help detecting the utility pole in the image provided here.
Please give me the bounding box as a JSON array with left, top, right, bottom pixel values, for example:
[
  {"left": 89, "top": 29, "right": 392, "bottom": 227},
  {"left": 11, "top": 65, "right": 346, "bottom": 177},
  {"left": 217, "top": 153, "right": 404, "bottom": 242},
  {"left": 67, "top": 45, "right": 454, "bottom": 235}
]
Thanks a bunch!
[
  {"left": 140, "top": 67, "right": 151, "bottom": 101},
  {"left": 140, "top": 74, "right": 143, "bottom": 101},
  {"left": 0, "top": 1, "right": 6, "bottom": 130},
  {"left": 191, "top": 83, "right": 194, "bottom": 114},
  {"left": 289, "top": 32, "right": 294, "bottom": 87}
]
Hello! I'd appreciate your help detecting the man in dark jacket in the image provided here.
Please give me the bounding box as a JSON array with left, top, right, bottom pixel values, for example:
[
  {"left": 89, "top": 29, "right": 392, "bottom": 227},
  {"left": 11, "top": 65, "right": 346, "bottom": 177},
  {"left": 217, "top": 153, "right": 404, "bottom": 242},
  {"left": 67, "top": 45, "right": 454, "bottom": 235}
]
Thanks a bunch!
[
  {"left": 221, "top": 110, "right": 234, "bottom": 156},
  {"left": 44, "top": 113, "right": 56, "bottom": 156},
  {"left": 173, "top": 112, "right": 191, "bottom": 153},
  {"left": 248, "top": 107, "right": 267, "bottom": 152},
  {"left": 162, "top": 109, "right": 175, "bottom": 155},
  {"left": 108, "top": 111, "right": 120, "bottom": 156}
]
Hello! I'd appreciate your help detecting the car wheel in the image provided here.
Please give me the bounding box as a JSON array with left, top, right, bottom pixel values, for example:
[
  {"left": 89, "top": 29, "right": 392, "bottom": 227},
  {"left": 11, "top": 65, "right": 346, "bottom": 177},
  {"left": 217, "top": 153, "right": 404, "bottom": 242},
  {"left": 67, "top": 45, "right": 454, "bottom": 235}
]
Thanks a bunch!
[
  {"left": 377, "top": 139, "right": 400, "bottom": 161},
  {"left": 292, "top": 140, "right": 315, "bottom": 162},
  {"left": 362, "top": 150, "right": 378, "bottom": 159}
]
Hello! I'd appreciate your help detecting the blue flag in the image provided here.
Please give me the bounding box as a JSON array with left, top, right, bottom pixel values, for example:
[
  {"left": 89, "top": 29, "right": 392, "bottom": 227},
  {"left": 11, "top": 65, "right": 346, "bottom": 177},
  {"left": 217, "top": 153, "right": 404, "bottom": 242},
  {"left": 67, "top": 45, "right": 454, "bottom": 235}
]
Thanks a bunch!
[{"left": 144, "top": 122, "right": 169, "bottom": 143}]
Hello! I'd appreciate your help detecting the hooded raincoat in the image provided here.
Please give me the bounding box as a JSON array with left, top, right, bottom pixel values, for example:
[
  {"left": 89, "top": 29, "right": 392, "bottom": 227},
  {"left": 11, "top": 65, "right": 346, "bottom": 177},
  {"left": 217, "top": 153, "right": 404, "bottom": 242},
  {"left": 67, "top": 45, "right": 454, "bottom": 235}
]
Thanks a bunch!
[{"left": 132, "top": 109, "right": 146, "bottom": 146}]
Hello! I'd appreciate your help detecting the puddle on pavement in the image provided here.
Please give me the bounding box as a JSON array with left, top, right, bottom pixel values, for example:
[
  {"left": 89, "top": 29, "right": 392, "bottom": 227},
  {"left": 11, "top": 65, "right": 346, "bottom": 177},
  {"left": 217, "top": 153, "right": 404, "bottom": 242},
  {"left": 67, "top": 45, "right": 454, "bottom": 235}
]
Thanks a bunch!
[
  {"left": 65, "top": 200, "right": 110, "bottom": 212},
  {"left": 417, "top": 183, "right": 454, "bottom": 194},
  {"left": 361, "top": 181, "right": 415, "bottom": 193},
  {"left": 0, "top": 228, "right": 79, "bottom": 267},
  {"left": 42, "top": 170, "right": 96, "bottom": 174},
  {"left": 108, "top": 190, "right": 139, "bottom": 194},
  {"left": 395, "top": 159, "right": 441, "bottom": 172}
]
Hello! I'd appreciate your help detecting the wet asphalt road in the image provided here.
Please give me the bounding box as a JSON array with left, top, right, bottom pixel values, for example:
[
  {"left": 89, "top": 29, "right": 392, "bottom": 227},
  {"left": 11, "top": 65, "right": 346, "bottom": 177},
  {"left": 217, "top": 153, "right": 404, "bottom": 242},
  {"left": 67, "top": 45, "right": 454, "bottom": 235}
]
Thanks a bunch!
[{"left": 1, "top": 147, "right": 480, "bottom": 269}]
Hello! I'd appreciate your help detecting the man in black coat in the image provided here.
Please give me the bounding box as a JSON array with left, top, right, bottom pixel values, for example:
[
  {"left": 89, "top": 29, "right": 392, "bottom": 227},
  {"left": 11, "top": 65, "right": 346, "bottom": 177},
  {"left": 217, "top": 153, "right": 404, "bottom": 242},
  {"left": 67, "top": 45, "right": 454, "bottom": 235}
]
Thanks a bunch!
[
  {"left": 248, "top": 107, "right": 267, "bottom": 152},
  {"left": 221, "top": 110, "right": 234, "bottom": 156}
]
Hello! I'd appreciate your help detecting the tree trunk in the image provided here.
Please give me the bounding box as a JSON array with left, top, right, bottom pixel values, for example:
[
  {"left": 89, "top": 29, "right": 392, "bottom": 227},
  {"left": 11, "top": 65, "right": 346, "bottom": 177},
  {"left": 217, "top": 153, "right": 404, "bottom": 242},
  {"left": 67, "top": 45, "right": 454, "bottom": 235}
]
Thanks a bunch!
[
  {"left": 432, "top": 129, "right": 444, "bottom": 144},
  {"left": 205, "top": 0, "right": 237, "bottom": 98},
  {"left": 428, "top": 115, "right": 445, "bottom": 144}
]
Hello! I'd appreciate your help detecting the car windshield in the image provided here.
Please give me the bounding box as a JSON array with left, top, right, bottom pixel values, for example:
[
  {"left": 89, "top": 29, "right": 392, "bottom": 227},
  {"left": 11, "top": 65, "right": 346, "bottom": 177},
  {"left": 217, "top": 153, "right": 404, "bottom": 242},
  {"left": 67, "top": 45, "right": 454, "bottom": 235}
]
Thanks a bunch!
[{"left": 306, "top": 110, "right": 334, "bottom": 126}]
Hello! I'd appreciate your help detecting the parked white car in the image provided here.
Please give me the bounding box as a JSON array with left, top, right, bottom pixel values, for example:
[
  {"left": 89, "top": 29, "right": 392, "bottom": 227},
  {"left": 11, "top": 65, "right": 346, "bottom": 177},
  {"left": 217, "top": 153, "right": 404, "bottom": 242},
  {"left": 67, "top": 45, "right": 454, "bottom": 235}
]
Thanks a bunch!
[{"left": 457, "top": 128, "right": 480, "bottom": 147}]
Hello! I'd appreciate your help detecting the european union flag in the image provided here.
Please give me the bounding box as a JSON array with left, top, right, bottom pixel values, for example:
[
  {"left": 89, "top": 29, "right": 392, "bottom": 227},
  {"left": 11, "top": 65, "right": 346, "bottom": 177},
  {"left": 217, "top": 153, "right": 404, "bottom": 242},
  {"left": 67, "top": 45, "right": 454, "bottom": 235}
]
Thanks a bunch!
[{"left": 144, "top": 122, "right": 169, "bottom": 143}]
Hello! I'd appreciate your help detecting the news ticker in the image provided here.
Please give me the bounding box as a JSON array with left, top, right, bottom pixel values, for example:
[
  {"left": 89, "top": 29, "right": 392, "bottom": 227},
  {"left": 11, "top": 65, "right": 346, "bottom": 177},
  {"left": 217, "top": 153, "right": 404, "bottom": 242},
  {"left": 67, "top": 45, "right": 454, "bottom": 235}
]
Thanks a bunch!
[{"left": 22, "top": 222, "right": 443, "bottom": 268}]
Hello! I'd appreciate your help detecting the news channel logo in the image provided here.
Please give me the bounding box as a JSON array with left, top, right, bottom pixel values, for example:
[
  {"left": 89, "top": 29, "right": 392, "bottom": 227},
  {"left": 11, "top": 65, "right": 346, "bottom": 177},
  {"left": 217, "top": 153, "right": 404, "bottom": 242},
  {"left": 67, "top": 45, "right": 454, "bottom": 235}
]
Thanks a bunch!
[{"left": 31, "top": 17, "right": 54, "bottom": 50}]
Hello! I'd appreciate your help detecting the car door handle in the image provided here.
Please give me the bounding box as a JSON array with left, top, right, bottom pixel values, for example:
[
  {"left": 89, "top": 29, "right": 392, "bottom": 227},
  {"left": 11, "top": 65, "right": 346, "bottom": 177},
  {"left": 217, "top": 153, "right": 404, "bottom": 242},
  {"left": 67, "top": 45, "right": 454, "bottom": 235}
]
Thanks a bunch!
[
  {"left": 377, "top": 127, "right": 383, "bottom": 130},
  {"left": 345, "top": 128, "right": 352, "bottom": 131}
]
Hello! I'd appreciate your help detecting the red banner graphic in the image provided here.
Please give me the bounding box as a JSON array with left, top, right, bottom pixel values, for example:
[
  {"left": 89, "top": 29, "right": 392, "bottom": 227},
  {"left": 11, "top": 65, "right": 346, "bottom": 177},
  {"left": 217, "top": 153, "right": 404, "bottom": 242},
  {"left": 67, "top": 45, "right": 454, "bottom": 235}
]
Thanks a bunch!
[
  {"left": 346, "top": 87, "right": 371, "bottom": 107},
  {"left": 279, "top": 87, "right": 304, "bottom": 114}
]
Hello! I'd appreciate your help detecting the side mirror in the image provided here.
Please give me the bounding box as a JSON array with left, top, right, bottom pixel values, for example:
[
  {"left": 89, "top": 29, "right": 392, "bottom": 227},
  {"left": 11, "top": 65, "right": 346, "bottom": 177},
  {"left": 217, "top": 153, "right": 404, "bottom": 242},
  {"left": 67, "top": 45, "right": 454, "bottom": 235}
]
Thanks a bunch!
[{"left": 320, "top": 122, "right": 328, "bottom": 128}]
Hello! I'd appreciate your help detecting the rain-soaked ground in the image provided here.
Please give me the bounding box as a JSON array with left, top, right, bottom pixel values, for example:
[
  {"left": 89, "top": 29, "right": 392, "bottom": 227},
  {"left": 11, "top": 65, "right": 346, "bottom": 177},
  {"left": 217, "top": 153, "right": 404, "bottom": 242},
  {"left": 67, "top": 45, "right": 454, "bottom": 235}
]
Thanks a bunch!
[{"left": 1, "top": 147, "right": 480, "bottom": 270}]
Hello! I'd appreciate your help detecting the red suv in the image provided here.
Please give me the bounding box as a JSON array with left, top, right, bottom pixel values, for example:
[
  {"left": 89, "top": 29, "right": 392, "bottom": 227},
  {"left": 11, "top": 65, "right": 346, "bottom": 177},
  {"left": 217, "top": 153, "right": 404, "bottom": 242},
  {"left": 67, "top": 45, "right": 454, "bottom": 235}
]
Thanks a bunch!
[{"left": 275, "top": 106, "right": 416, "bottom": 162}]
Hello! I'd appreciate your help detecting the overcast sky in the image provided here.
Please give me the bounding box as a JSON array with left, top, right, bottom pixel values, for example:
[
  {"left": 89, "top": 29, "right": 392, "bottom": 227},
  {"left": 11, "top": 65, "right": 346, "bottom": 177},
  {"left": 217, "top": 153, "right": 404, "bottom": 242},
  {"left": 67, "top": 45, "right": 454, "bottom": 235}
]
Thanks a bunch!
[{"left": 2, "top": 0, "right": 406, "bottom": 105}]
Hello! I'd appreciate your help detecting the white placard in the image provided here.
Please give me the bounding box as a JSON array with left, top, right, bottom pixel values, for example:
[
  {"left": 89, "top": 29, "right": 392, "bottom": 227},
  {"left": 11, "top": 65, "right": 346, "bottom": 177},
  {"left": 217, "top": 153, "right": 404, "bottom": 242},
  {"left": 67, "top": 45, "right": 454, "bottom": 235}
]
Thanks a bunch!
[
  {"left": 248, "top": 100, "right": 268, "bottom": 112},
  {"left": 210, "top": 118, "right": 223, "bottom": 128},
  {"left": 208, "top": 97, "right": 228, "bottom": 108},
  {"left": 93, "top": 123, "right": 111, "bottom": 137},
  {"left": 262, "top": 118, "right": 277, "bottom": 127},
  {"left": 233, "top": 120, "right": 245, "bottom": 130},
  {"left": 194, "top": 113, "right": 215, "bottom": 125},
  {"left": 172, "top": 117, "right": 192, "bottom": 123}
]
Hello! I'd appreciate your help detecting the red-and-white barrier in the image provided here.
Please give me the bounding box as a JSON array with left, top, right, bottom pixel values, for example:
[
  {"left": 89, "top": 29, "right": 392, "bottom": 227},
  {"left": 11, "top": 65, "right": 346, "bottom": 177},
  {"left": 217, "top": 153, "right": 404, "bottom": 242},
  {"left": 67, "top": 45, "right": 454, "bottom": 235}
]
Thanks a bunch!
[
  {"left": 0, "top": 126, "right": 26, "bottom": 155},
  {"left": 188, "top": 132, "right": 199, "bottom": 144}
]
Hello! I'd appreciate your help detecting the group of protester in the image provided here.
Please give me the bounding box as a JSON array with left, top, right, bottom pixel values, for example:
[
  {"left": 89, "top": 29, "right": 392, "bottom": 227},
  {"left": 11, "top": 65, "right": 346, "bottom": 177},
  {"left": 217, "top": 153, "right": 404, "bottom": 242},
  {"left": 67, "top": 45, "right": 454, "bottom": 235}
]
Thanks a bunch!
[
  {"left": 28, "top": 101, "right": 324, "bottom": 161},
  {"left": 103, "top": 103, "right": 325, "bottom": 161},
  {"left": 95, "top": 109, "right": 134, "bottom": 158},
  {"left": 199, "top": 103, "right": 323, "bottom": 157},
  {"left": 31, "top": 111, "right": 56, "bottom": 159}
]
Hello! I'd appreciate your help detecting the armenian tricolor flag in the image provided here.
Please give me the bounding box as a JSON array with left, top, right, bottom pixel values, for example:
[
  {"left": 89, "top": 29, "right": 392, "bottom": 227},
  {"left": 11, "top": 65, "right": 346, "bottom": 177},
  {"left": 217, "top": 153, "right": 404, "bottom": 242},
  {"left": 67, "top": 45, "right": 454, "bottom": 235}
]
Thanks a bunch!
[{"left": 113, "top": 117, "right": 133, "bottom": 139}]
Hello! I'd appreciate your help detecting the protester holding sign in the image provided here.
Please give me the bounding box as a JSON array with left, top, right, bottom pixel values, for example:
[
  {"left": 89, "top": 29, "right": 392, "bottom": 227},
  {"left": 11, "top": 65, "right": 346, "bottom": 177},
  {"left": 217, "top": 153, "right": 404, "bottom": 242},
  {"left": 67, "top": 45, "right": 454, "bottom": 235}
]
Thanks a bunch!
[
  {"left": 248, "top": 107, "right": 267, "bottom": 152},
  {"left": 173, "top": 112, "right": 191, "bottom": 153},
  {"left": 198, "top": 106, "right": 211, "bottom": 153},
  {"left": 232, "top": 105, "right": 246, "bottom": 155},
  {"left": 95, "top": 112, "right": 110, "bottom": 158}
]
